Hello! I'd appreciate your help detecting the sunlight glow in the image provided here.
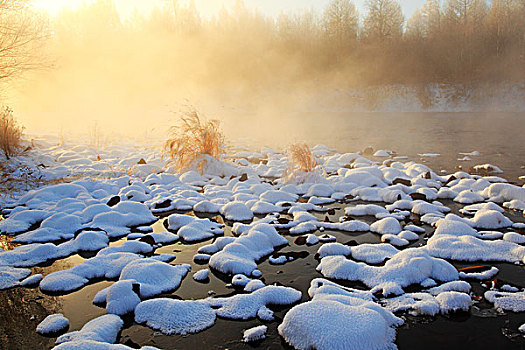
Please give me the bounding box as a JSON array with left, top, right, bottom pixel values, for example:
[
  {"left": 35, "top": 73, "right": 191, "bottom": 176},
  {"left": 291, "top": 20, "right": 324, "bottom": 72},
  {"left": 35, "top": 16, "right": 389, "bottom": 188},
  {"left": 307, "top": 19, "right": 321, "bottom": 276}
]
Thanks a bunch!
[
  {"left": 32, "top": 0, "right": 165, "bottom": 18},
  {"left": 32, "top": 0, "right": 88, "bottom": 15},
  {"left": 32, "top": 0, "right": 421, "bottom": 19}
]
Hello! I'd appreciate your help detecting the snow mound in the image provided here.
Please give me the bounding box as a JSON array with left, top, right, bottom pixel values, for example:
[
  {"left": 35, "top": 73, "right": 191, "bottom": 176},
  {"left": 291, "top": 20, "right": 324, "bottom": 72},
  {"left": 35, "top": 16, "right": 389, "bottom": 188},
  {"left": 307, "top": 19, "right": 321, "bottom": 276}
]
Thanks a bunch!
[
  {"left": 220, "top": 201, "right": 254, "bottom": 221},
  {"left": 193, "top": 269, "right": 209, "bottom": 281},
  {"left": 318, "top": 248, "right": 458, "bottom": 290},
  {"left": 167, "top": 214, "right": 224, "bottom": 242},
  {"left": 350, "top": 244, "right": 399, "bottom": 264},
  {"left": 56, "top": 314, "right": 123, "bottom": 345},
  {"left": 40, "top": 252, "right": 141, "bottom": 293},
  {"left": 135, "top": 298, "right": 216, "bottom": 335},
  {"left": 243, "top": 325, "right": 267, "bottom": 342},
  {"left": 459, "top": 266, "right": 499, "bottom": 280},
  {"left": 426, "top": 234, "right": 525, "bottom": 263},
  {"left": 119, "top": 259, "right": 190, "bottom": 298},
  {"left": 435, "top": 291, "right": 472, "bottom": 313},
  {"left": 36, "top": 313, "right": 69, "bottom": 335},
  {"left": 484, "top": 290, "right": 525, "bottom": 312},
  {"left": 0, "top": 266, "right": 31, "bottom": 289},
  {"left": 371, "top": 217, "right": 402, "bottom": 235},
  {"left": 0, "top": 243, "right": 60, "bottom": 268},
  {"left": 209, "top": 223, "right": 287, "bottom": 276},
  {"left": 279, "top": 297, "right": 402, "bottom": 350},
  {"left": 317, "top": 243, "right": 351, "bottom": 259},
  {"left": 105, "top": 280, "right": 141, "bottom": 315},
  {"left": 210, "top": 285, "right": 301, "bottom": 320}
]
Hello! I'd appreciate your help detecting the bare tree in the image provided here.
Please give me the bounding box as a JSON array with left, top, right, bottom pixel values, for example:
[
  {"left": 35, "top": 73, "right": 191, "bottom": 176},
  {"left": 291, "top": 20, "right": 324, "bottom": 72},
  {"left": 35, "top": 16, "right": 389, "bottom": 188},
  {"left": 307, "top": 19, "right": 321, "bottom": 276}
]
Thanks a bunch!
[
  {"left": 420, "top": 0, "right": 442, "bottom": 38},
  {"left": 486, "top": 0, "right": 522, "bottom": 57},
  {"left": 363, "top": 0, "right": 404, "bottom": 42},
  {"left": 0, "top": 0, "right": 46, "bottom": 81},
  {"left": 443, "top": 0, "right": 488, "bottom": 80},
  {"left": 445, "top": 0, "right": 487, "bottom": 25},
  {"left": 406, "top": 9, "right": 426, "bottom": 40},
  {"left": 323, "top": 0, "right": 359, "bottom": 48}
]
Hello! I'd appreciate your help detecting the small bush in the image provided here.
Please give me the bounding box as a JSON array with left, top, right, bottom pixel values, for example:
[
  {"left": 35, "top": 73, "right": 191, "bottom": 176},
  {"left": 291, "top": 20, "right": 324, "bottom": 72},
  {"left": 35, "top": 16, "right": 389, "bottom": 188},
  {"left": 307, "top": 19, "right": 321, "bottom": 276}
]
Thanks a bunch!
[
  {"left": 0, "top": 106, "right": 24, "bottom": 159},
  {"left": 164, "top": 108, "right": 225, "bottom": 173},
  {"left": 287, "top": 143, "right": 317, "bottom": 173}
]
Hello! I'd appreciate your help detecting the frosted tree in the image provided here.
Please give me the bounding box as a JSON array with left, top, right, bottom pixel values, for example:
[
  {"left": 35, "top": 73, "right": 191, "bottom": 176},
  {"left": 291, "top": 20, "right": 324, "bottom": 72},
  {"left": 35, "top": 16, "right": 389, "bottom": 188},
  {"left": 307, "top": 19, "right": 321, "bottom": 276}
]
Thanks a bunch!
[
  {"left": 0, "top": 0, "right": 46, "bottom": 81},
  {"left": 323, "top": 0, "right": 359, "bottom": 47},
  {"left": 363, "top": 0, "right": 404, "bottom": 42},
  {"left": 486, "top": 0, "right": 523, "bottom": 57}
]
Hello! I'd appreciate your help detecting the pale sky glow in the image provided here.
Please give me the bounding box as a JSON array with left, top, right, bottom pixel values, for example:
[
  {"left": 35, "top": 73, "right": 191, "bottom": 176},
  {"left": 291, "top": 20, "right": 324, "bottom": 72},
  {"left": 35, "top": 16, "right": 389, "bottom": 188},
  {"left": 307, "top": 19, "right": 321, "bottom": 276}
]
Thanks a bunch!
[{"left": 33, "top": 0, "right": 421, "bottom": 19}]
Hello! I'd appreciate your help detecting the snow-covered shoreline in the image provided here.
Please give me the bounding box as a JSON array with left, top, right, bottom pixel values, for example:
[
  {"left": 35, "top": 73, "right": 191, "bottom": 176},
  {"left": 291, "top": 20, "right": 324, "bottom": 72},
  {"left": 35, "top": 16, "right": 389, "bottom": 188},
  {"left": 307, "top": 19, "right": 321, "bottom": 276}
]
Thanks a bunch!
[{"left": 269, "top": 83, "right": 525, "bottom": 113}]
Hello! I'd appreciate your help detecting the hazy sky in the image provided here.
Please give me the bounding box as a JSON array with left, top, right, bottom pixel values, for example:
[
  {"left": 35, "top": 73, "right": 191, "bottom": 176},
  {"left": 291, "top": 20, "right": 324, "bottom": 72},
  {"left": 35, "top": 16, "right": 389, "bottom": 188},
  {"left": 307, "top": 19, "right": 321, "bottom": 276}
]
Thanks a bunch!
[{"left": 34, "top": 0, "right": 422, "bottom": 19}]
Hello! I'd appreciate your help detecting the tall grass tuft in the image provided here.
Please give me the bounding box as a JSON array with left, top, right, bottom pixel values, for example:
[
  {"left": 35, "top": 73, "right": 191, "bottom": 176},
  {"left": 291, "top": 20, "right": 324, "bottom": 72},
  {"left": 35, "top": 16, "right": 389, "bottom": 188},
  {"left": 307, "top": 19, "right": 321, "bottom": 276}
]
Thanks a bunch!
[
  {"left": 287, "top": 143, "right": 317, "bottom": 173},
  {"left": 164, "top": 108, "right": 225, "bottom": 173},
  {"left": 0, "top": 106, "right": 24, "bottom": 160}
]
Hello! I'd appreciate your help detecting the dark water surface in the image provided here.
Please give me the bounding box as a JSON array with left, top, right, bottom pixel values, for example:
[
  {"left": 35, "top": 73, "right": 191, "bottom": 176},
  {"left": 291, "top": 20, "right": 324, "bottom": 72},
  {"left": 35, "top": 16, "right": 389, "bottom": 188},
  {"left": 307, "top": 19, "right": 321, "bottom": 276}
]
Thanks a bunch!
[{"left": 1, "top": 112, "right": 525, "bottom": 349}]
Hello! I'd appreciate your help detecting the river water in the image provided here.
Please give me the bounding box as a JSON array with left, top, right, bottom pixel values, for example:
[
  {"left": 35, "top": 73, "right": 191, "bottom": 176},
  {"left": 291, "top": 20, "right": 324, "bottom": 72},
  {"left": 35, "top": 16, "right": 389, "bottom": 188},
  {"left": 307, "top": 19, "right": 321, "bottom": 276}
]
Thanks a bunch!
[
  {"left": 1, "top": 112, "right": 524, "bottom": 349},
  {"left": 227, "top": 111, "right": 525, "bottom": 181}
]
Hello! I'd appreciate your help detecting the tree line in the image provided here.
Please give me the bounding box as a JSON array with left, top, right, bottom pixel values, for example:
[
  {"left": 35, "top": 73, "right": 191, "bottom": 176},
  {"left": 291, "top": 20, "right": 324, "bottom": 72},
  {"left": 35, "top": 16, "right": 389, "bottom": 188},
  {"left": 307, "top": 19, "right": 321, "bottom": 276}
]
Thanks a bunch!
[{"left": 2, "top": 0, "right": 524, "bottom": 96}]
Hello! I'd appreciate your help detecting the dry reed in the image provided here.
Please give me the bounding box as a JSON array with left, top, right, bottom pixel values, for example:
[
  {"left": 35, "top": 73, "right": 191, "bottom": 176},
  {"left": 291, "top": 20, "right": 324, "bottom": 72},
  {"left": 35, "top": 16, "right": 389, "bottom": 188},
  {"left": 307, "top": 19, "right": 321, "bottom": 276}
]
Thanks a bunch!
[
  {"left": 0, "top": 107, "right": 24, "bottom": 160},
  {"left": 287, "top": 143, "right": 317, "bottom": 173},
  {"left": 164, "top": 109, "right": 225, "bottom": 173}
]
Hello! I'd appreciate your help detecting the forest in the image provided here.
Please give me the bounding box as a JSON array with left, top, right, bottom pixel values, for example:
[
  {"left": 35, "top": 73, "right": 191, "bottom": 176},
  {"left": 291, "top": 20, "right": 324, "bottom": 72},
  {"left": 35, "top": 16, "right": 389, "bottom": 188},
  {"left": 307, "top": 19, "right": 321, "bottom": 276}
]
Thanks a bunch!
[
  {"left": 42, "top": 0, "right": 525, "bottom": 87},
  {"left": 1, "top": 0, "right": 524, "bottom": 96}
]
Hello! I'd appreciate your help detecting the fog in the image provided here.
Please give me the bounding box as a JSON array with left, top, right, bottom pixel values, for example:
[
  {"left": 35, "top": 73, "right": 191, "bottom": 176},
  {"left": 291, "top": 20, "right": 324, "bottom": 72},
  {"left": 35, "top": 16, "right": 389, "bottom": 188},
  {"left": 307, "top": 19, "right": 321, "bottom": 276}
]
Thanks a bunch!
[{"left": 5, "top": 0, "right": 525, "bottom": 142}]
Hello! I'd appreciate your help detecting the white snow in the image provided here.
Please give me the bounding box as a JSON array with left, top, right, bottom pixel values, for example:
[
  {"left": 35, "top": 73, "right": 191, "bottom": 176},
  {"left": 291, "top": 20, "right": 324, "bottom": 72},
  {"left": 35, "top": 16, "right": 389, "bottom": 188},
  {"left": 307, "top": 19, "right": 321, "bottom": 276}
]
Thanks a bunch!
[
  {"left": 3, "top": 137, "right": 525, "bottom": 350},
  {"left": 426, "top": 234, "right": 525, "bottom": 263},
  {"left": 426, "top": 281, "right": 471, "bottom": 295},
  {"left": 484, "top": 290, "right": 525, "bottom": 312},
  {"left": 381, "top": 234, "right": 409, "bottom": 247},
  {"left": 105, "top": 280, "right": 141, "bottom": 315},
  {"left": 36, "top": 314, "right": 70, "bottom": 335},
  {"left": 503, "top": 232, "right": 525, "bottom": 244},
  {"left": 279, "top": 290, "right": 402, "bottom": 350},
  {"left": 318, "top": 248, "right": 458, "bottom": 290},
  {"left": 55, "top": 314, "right": 123, "bottom": 345},
  {"left": 119, "top": 259, "right": 190, "bottom": 298},
  {"left": 209, "top": 223, "right": 287, "bottom": 276},
  {"left": 398, "top": 230, "right": 419, "bottom": 241},
  {"left": 350, "top": 244, "right": 399, "bottom": 264},
  {"left": 370, "top": 217, "right": 402, "bottom": 235},
  {"left": 345, "top": 204, "right": 388, "bottom": 217},
  {"left": 135, "top": 298, "right": 216, "bottom": 335},
  {"left": 210, "top": 285, "right": 301, "bottom": 320},
  {"left": 220, "top": 201, "right": 254, "bottom": 221},
  {"left": 243, "top": 325, "right": 267, "bottom": 342},
  {"left": 459, "top": 266, "right": 499, "bottom": 280},
  {"left": 40, "top": 252, "right": 141, "bottom": 293},
  {"left": 0, "top": 266, "right": 31, "bottom": 289},
  {"left": 317, "top": 243, "right": 351, "bottom": 259},
  {"left": 193, "top": 269, "right": 210, "bottom": 281},
  {"left": 244, "top": 279, "right": 266, "bottom": 292}
]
